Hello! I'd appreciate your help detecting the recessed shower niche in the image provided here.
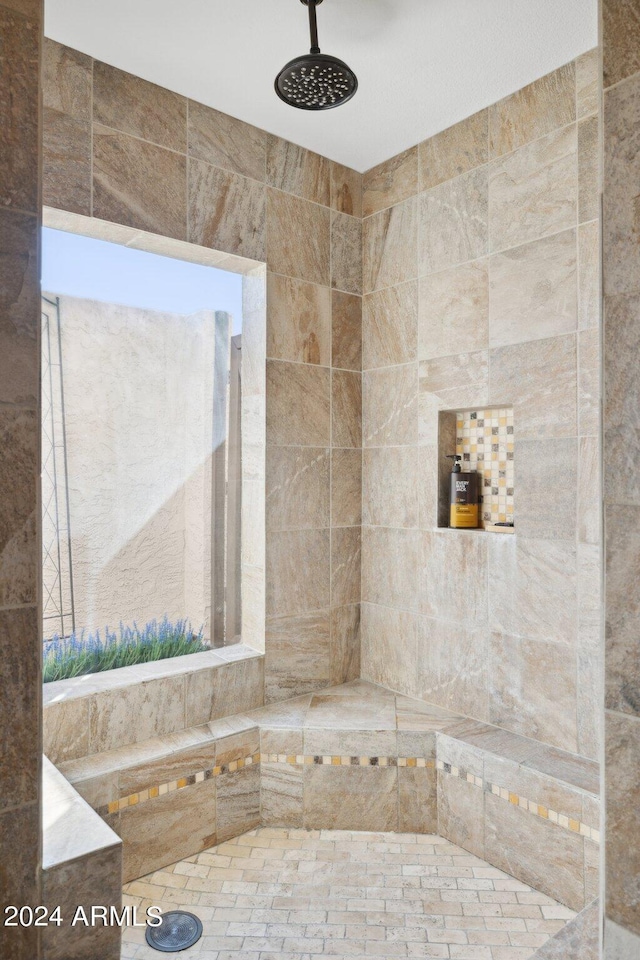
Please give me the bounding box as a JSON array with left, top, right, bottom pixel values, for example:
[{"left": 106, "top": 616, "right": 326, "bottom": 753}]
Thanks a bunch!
[{"left": 437, "top": 407, "right": 515, "bottom": 532}]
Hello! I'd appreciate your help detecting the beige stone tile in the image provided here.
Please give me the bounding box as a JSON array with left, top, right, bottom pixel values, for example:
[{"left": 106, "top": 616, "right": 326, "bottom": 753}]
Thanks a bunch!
[
  {"left": 603, "top": 0, "right": 640, "bottom": 88},
  {"left": 0, "top": 607, "right": 39, "bottom": 811},
  {"left": 363, "top": 280, "right": 418, "bottom": 369},
  {"left": 516, "top": 438, "right": 578, "bottom": 540},
  {"left": 604, "top": 294, "right": 640, "bottom": 502},
  {"left": 578, "top": 220, "right": 600, "bottom": 330},
  {"left": 331, "top": 527, "right": 361, "bottom": 607},
  {"left": 605, "top": 710, "right": 640, "bottom": 933},
  {"left": 360, "top": 603, "right": 420, "bottom": 696},
  {"left": 118, "top": 740, "right": 216, "bottom": 797},
  {"left": 0, "top": 407, "right": 37, "bottom": 608},
  {"left": 304, "top": 765, "right": 398, "bottom": 831},
  {"left": 584, "top": 838, "right": 599, "bottom": 904},
  {"left": 489, "top": 632, "right": 578, "bottom": 752},
  {"left": 605, "top": 918, "right": 640, "bottom": 958},
  {"left": 43, "top": 697, "right": 90, "bottom": 765},
  {"left": 362, "top": 527, "right": 419, "bottom": 611},
  {"left": 68, "top": 770, "right": 120, "bottom": 810},
  {"left": 604, "top": 73, "right": 640, "bottom": 297},
  {"left": 363, "top": 446, "right": 419, "bottom": 528},
  {"left": 489, "top": 125, "right": 577, "bottom": 252},
  {"left": 331, "top": 161, "right": 362, "bottom": 218},
  {"left": 418, "top": 617, "right": 490, "bottom": 720},
  {"left": 330, "top": 604, "right": 361, "bottom": 685},
  {"left": 120, "top": 778, "right": 217, "bottom": 882},
  {"left": 216, "top": 765, "right": 261, "bottom": 843},
  {"left": 489, "top": 62, "right": 576, "bottom": 159},
  {"left": 265, "top": 611, "right": 331, "bottom": 702},
  {"left": 215, "top": 726, "right": 260, "bottom": 766},
  {"left": 331, "top": 448, "right": 362, "bottom": 528},
  {"left": 94, "top": 59, "right": 187, "bottom": 151},
  {"left": 188, "top": 100, "right": 266, "bottom": 181},
  {"left": 266, "top": 529, "right": 330, "bottom": 617},
  {"left": 485, "top": 792, "right": 585, "bottom": 911},
  {"left": 0, "top": 8, "right": 39, "bottom": 213},
  {"left": 418, "top": 444, "right": 440, "bottom": 530},
  {"left": 579, "top": 115, "right": 599, "bottom": 225},
  {"left": 419, "top": 351, "right": 488, "bottom": 443},
  {"left": 363, "top": 198, "right": 418, "bottom": 294},
  {"left": 576, "top": 48, "right": 599, "bottom": 120},
  {"left": 363, "top": 146, "right": 419, "bottom": 217},
  {"left": 185, "top": 659, "right": 264, "bottom": 728},
  {"left": 188, "top": 158, "right": 266, "bottom": 260},
  {"left": 578, "top": 436, "right": 600, "bottom": 545},
  {"left": 419, "top": 260, "right": 489, "bottom": 360},
  {"left": 261, "top": 760, "right": 304, "bottom": 828},
  {"left": 438, "top": 769, "right": 485, "bottom": 858},
  {"left": 0, "top": 803, "right": 39, "bottom": 957},
  {"left": 332, "top": 290, "right": 361, "bottom": 371},
  {"left": 93, "top": 125, "right": 187, "bottom": 239},
  {"left": 267, "top": 273, "right": 331, "bottom": 365},
  {"left": 0, "top": 211, "right": 38, "bottom": 407},
  {"left": 89, "top": 676, "right": 186, "bottom": 754},
  {"left": 419, "top": 530, "right": 488, "bottom": 625},
  {"left": 419, "top": 109, "right": 488, "bottom": 192},
  {"left": 266, "top": 135, "right": 330, "bottom": 206},
  {"left": 488, "top": 536, "right": 578, "bottom": 645},
  {"left": 419, "top": 166, "right": 489, "bottom": 275},
  {"left": 332, "top": 369, "right": 361, "bottom": 448},
  {"left": 267, "top": 189, "right": 331, "bottom": 285},
  {"left": 266, "top": 445, "right": 330, "bottom": 531},
  {"left": 605, "top": 504, "right": 640, "bottom": 716},
  {"left": 43, "top": 39, "right": 91, "bottom": 120},
  {"left": 43, "top": 107, "right": 91, "bottom": 215},
  {"left": 489, "top": 334, "right": 577, "bottom": 438},
  {"left": 331, "top": 211, "right": 362, "bottom": 295},
  {"left": 266, "top": 359, "right": 330, "bottom": 446},
  {"left": 488, "top": 229, "right": 577, "bottom": 347},
  {"left": 577, "top": 543, "right": 602, "bottom": 762},
  {"left": 363, "top": 363, "right": 418, "bottom": 447},
  {"left": 303, "top": 725, "right": 396, "bottom": 756}
]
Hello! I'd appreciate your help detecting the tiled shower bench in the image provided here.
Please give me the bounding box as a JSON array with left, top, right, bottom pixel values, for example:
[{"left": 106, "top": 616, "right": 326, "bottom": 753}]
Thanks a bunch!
[{"left": 50, "top": 678, "right": 599, "bottom": 919}]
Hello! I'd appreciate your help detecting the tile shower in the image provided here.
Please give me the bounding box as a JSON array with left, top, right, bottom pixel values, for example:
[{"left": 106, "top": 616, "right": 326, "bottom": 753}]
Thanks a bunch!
[{"left": 7, "top": 22, "right": 602, "bottom": 960}]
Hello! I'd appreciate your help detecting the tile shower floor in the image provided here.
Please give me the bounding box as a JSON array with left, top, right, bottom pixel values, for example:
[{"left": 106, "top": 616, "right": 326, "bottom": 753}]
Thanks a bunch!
[{"left": 121, "top": 828, "right": 575, "bottom": 960}]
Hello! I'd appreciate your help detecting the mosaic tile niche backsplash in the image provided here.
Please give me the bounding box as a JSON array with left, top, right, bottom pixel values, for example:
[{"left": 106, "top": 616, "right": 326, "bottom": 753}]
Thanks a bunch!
[{"left": 455, "top": 408, "right": 515, "bottom": 527}]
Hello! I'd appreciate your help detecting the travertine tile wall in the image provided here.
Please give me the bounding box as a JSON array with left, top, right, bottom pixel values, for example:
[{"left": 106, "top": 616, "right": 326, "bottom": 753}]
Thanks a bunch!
[
  {"left": 602, "top": 0, "right": 640, "bottom": 954},
  {"left": 41, "top": 39, "right": 363, "bottom": 708},
  {"left": 360, "top": 52, "right": 602, "bottom": 762},
  {"left": 0, "top": 1, "right": 43, "bottom": 958}
]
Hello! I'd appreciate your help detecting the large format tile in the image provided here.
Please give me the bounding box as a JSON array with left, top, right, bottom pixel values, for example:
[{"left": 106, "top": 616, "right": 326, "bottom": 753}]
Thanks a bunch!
[
  {"left": 363, "top": 280, "right": 418, "bottom": 369},
  {"left": 216, "top": 765, "right": 260, "bottom": 843},
  {"left": 0, "top": 607, "right": 39, "bottom": 811},
  {"left": 579, "top": 220, "right": 600, "bottom": 330},
  {"left": 266, "top": 445, "right": 330, "bottom": 531},
  {"left": 398, "top": 765, "right": 437, "bottom": 833},
  {"left": 363, "top": 146, "right": 419, "bottom": 217},
  {"left": 332, "top": 369, "right": 362, "bottom": 447},
  {"left": 579, "top": 115, "right": 599, "bottom": 225},
  {"left": 89, "top": 676, "right": 186, "bottom": 754},
  {"left": 489, "top": 536, "right": 577, "bottom": 645},
  {"left": 489, "top": 632, "right": 578, "bottom": 751},
  {"left": 266, "top": 359, "right": 330, "bottom": 446},
  {"left": 418, "top": 166, "right": 489, "bottom": 275},
  {"left": 418, "top": 618, "right": 490, "bottom": 720},
  {"left": 266, "top": 273, "right": 331, "bottom": 365},
  {"left": 0, "top": 803, "right": 39, "bottom": 959},
  {"left": 606, "top": 711, "right": 640, "bottom": 935},
  {"left": 577, "top": 543, "right": 602, "bottom": 761},
  {"left": 603, "top": 0, "right": 640, "bottom": 88},
  {"left": 331, "top": 527, "right": 361, "bottom": 607},
  {"left": 578, "top": 436, "right": 600, "bottom": 545},
  {"left": 188, "top": 159, "right": 266, "bottom": 260},
  {"left": 331, "top": 290, "right": 361, "bottom": 371},
  {"left": 43, "top": 107, "right": 91, "bottom": 215},
  {"left": 43, "top": 39, "right": 91, "bottom": 119},
  {"left": 489, "top": 124, "right": 577, "bottom": 252},
  {"left": 93, "top": 60, "right": 187, "bottom": 151},
  {"left": 260, "top": 757, "right": 304, "bottom": 827},
  {"left": 419, "top": 351, "right": 488, "bottom": 442},
  {"left": 360, "top": 603, "right": 420, "bottom": 695},
  {"left": 419, "top": 530, "right": 488, "bottom": 626},
  {"left": 266, "top": 136, "right": 330, "bottom": 206},
  {"left": 0, "top": 407, "right": 37, "bottom": 607},
  {"left": 43, "top": 696, "right": 90, "bottom": 765},
  {"left": 516, "top": 438, "right": 578, "bottom": 540},
  {"left": 361, "top": 526, "right": 419, "bottom": 611},
  {"left": 0, "top": 210, "right": 39, "bottom": 407},
  {"left": 93, "top": 125, "right": 187, "bottom": 239},
  {"left": 266, "top": 529, "right": 330, "bottom": 617},
  {"left": 603, "top": 73, "right": 640, "bottom": 296},
  {"left": 0, "top": 7, "right": 39, "bottom": 212},
  {"left": 489, "top": 229, "right": 577, "bottom": 347},
  {"left": 489, "top": 62, "right": 576, "bottom": 158},
  {"left": 419, "top": 109, "right": 488, "bottom": 191},
  {"left": 188, "top": 100, "right": 266, "bottom": 181},
  {"left": 604, "top": 294, "right": 640, "bottom": 503},
  {"left": 330, "top": 604, "right": 361, "bottom": 685},
  {"left": 331, "top": 161, "right": 362, "bottom": 217},
  {"left": 304, "top": 765, "right": 398, "bottom": 831},
  {"left": 265, "top": 612, "right": 331, "bottom": 702},
  {"left": 331, "top": 211, "right": 362, "bottom": 295},
  {"left": 363, "top": 363, "right": 418, "bottom": 446},
  {"left": 438, "top": 769, "right": 485, "bottom": 858},
  {"left": 267, "top": 189, "right": 330, "bottom": 285},
  {"left": 579, "top": 327, "right": 600, "bottom": 438},
  {"left": 576, "top": 48, "right": 599, "bottom": 120},
  {"left": 362, "top": 446, "right": 419, "bottom": 528},
  {"left": 331, "top": 448, "right": 361, "bottom": 527},
  {"left": 604, "top": 919, "right": 640, "bottom": 960},
  {"left": 185, "top": 659, "right": 264, "bottom": 728},
  {"left": 419, "top": 260, "right": 489, "bottom": 360},
  {"left": 363, "top": 198, "right": 418, "bottom": 293},
  {"left": 605, "top": 505, "right": 640, "bottom": 717},
  {"left": 489, "top": 334, "right": 577, "bottom": 438}
]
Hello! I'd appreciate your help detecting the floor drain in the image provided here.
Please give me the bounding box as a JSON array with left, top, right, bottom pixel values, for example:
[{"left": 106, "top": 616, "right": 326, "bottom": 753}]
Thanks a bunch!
[{"left": 145, "top": 910, "right": 203, "bottom": 953}]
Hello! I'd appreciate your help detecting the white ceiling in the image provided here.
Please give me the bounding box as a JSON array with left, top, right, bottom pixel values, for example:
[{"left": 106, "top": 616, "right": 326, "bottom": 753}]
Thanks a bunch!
[{"left": 45, "top": 0, "right": 598, "bottom": 173}]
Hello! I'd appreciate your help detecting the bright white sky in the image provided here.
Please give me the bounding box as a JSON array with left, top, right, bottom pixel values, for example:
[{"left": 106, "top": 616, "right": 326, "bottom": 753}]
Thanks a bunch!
[{"left": 41, "top": 228, "right": 244, "bottom": 334}]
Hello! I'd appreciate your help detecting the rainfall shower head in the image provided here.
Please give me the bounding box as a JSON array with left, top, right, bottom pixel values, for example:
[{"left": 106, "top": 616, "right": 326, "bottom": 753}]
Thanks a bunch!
[{"left": 275, "top": 0, "right": 358, "bottom": 111}]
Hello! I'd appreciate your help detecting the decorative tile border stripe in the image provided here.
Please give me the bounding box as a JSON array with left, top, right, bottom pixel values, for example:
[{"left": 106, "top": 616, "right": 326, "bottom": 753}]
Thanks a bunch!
[
  {"left": 261, "top": 754, "right": 436, "bottom": 768},
  {"left": 436, "top": 760, "right": 600, "bottom": 844},
  {"left": 99, "top": 753, "right": 261, "bottom": 817}
]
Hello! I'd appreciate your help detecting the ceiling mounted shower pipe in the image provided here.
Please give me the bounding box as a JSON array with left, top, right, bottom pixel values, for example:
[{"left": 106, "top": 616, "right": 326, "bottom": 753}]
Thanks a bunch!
[{"left": 274, "top": 0, "right": 358, "bottom": 111}]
